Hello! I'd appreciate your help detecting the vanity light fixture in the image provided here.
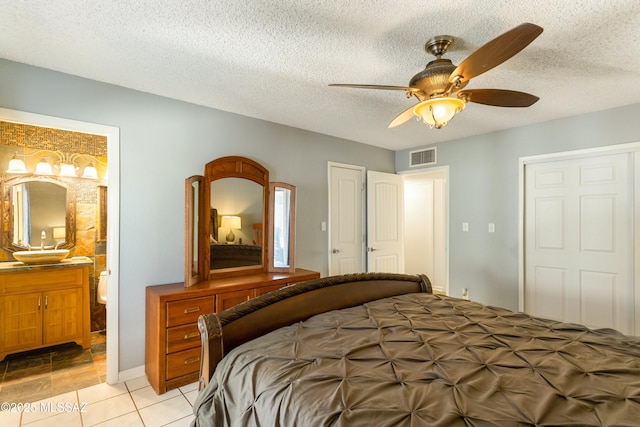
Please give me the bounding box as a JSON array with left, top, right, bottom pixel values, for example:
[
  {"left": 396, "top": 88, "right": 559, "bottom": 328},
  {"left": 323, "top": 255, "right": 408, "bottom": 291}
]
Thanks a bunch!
[
  {"left": 59, "top": 162, "right": 77, "bottom": 177},
  {"left": 34, "top": 157, "right": 54, "bottom": 175},
  {"left": 5, "top": 150, "right": 104, "bottom": 179},
  {"left": 81, "top": 162, "right": 99, "bottom": 179},
  {"left": 6, "top": 154, "right": 28, "bottom": 174}
]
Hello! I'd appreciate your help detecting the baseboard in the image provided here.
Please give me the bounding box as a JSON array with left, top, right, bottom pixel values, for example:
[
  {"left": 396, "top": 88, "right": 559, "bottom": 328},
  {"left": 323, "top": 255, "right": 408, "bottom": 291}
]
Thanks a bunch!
[{"left": 117, "top": 365, "right": 146, "bottom": 383}]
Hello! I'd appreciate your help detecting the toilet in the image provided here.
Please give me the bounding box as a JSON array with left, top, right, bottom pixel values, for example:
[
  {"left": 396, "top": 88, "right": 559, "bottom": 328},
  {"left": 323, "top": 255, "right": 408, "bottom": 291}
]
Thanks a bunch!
[{"left": 97, "top": 271, "right": 108, "bottom": 306}]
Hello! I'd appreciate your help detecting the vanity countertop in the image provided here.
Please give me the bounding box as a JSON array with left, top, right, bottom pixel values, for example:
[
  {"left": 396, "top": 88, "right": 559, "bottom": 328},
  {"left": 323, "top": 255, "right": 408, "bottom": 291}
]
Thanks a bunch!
[{"left": 0, "top": 256, "right": 93, "bottom": 272}]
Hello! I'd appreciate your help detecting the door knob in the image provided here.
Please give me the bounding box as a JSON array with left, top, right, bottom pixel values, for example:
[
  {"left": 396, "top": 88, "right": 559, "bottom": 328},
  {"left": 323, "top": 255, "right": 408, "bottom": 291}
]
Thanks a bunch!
[
  {"left": 332, "top": 249, "right": 340, "bottom": 254},
  {"left": 368, "top": 247, "right": 378, "bottom": 252}
]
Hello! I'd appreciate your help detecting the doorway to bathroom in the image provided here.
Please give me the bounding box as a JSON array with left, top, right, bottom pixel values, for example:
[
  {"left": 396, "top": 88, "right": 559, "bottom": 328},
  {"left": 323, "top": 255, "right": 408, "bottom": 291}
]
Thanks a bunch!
[{"left": 0, "top": 108, "right": 120, "bottom": 397}]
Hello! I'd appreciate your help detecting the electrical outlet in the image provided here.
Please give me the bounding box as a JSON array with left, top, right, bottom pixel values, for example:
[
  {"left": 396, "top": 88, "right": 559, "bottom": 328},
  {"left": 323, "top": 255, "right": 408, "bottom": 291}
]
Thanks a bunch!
[{"left": 462, "top": 288, "right": 469, "bottom": 300}]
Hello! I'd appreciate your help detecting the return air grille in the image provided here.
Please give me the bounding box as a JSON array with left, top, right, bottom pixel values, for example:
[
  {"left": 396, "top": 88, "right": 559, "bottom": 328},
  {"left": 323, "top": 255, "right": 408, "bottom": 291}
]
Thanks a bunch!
[{"left": 410, "top": 147, "right": 436, "bottom": 167}]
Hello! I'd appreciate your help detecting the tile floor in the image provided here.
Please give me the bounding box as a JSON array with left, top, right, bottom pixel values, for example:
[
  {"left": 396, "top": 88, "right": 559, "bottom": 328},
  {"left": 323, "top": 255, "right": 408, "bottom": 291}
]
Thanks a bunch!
[
  {"left": 0, "top": 331, "right": 197, "bottom": 426},
  {"left": 0, "top": 375, "right": 197, "bottom": 427},
  {"left": 0, "top": 332, "right": 107, "bottom": 403}
]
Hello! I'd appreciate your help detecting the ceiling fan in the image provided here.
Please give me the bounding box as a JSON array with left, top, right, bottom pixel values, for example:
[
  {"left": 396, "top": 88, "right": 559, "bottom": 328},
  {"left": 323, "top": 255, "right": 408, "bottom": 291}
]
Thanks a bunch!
[{"left": 330, "top": 23, "right": 543, "bottom": 129}]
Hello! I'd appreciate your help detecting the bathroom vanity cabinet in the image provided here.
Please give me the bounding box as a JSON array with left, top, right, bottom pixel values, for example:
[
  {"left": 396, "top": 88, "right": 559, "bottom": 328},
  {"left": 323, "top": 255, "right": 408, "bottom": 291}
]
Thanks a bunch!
[
  {"left": 145, "top": 268, "right": 320, "bottom": 394},
  {"left": 0, "top": 259, "right": 92, "bottom": 361}
]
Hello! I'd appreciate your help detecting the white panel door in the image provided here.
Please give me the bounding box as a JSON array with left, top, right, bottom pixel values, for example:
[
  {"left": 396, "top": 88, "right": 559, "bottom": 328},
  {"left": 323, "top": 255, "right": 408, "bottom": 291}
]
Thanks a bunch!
[
  {"left": 328, "top": 164, "right": 365, "bottom": 275},
  {"left": 367, "top": 171, "right": 404, "bottom": 273},
  {"left": 524, "top": 153, "right": 634, "bottom": 335}
]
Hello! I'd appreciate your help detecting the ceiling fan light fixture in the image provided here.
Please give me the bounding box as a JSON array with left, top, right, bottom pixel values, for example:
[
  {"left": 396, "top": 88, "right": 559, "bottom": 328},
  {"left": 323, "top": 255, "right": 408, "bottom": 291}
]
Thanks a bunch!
[{"left": 414, "top": 97, "right": 465, "bottom": 129}]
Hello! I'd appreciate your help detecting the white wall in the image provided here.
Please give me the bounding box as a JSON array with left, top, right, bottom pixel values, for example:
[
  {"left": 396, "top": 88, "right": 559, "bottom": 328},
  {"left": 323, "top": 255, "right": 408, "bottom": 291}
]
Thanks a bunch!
[
  {"left": 0, "top": 59, "right": 396, "bottom": 372},
  {"left": 403, "top": 170, "right": 447, "bottom": 293},
  {"left": 396, "top": 103, "right": 640, "bottom": 310}
]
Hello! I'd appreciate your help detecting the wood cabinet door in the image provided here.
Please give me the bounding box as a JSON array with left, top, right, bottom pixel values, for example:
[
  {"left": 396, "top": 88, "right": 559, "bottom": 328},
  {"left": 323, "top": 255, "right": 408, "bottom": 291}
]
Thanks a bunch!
[
  {"left": 216, "top": 289, "right": 252, "bottom": 312},
  {"left": 3, "top": 292, "right": 43, "bottom": 351},
  {"left": 43, "top": 288, "right": 82, "bottom": 345}
]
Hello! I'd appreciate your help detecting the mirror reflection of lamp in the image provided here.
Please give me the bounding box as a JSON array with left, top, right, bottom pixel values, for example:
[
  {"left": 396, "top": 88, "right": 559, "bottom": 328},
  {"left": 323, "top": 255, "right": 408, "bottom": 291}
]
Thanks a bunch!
[
  {"left": 53, "top": 226, "right": 65, "bottom": 248},
  {"left": 221, "top": 215, "right": 241, "bottom": 244}
]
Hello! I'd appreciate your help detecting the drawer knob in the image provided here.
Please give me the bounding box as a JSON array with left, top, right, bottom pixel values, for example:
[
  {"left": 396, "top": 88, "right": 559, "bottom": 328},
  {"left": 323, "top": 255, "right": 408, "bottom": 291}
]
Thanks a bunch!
[
  {"left": 183, "top": 332, "right": 200, "bottom": 340},
  {"left": 184, "top": 356, "right": 200, "bottom": 365},
  {"left": 183, "top": 307, "right": 201, "bottom": 314}
]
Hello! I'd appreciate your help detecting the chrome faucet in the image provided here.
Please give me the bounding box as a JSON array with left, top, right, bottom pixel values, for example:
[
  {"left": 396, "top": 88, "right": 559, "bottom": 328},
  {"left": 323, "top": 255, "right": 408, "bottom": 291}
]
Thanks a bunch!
[{"left": 41, "top": 230, "right": 46, "bottom": 250}]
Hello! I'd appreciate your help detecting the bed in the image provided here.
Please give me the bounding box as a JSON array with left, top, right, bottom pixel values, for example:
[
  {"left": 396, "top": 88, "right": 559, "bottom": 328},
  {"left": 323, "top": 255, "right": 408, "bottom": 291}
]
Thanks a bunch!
[
  {"left": 209, "top": 243, "right": 262, "bottom": 269},
  {"left": 193, "top": 273, "right": 640, "bottom": 426}
]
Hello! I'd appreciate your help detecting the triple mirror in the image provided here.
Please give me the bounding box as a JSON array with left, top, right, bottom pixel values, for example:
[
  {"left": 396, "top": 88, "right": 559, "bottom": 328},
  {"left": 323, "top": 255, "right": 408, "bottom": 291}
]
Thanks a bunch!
[
  {"left": 185, "top": 156, "right": 296, "bottom": 286},
  {"left": 1, "top": 176, "right": 76, "bottom": 252}
]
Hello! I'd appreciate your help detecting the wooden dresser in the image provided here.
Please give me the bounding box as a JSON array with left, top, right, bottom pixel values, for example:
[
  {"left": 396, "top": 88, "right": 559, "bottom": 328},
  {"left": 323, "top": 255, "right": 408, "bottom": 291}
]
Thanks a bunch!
[
  {"left": 0, "top": 259, "right": 92, "bottom": 362},
  {"left": 145, "top": 268, "right": 320, "bottom": 394}
]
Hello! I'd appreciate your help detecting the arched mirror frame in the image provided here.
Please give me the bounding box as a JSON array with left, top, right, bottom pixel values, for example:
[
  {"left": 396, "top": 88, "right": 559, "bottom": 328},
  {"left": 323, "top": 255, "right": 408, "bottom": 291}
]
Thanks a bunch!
[
  {"left": 203, "top": 156, "right": 269, "bottom": 280},
  {"left": 1, "top": 175, "right": 77, "bottom": 252},
  {"left": 185, "top": 156, "right": 299, "bottom": 286}
]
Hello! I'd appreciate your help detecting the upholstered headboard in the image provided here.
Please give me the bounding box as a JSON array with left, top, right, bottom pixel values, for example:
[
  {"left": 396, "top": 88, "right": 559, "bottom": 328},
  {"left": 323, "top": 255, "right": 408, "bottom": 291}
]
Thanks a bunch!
[{"left": 197, "top": 272, "right": 432, "bottom": 389}]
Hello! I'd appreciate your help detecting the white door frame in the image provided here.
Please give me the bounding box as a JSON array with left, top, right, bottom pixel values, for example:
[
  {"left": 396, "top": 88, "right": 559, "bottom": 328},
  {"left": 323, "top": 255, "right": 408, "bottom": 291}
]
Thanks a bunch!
[
  {"left": 327, "top": 162, "right": 366, "bottom": 275},
  {"left": 399, "top": 166, "right": 450, "bottom": 295},
  {"left": 0, "top": 108, "right": 121, "bottom": 383},
  {"left": 518, "top": 142, "right": 640, "bottom": 335}
]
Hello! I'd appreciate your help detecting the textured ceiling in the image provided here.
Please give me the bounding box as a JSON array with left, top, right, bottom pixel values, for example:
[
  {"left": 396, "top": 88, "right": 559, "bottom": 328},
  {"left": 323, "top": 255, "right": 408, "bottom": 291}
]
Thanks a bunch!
[{"left": 1, "top": 1, "right": 639, "bottom": 151}]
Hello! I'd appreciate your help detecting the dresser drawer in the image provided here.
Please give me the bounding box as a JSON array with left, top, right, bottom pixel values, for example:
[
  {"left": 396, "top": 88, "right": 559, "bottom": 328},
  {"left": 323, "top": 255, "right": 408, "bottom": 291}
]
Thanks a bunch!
[
  {"left": 166, "top": 323, "right": 201, "bottom": 354},
  {"left": 166, "top": 296, "right": 214, "bottom": 327},
  {"left": 166, "top": 347, "right": 201, "bottom": 379}
]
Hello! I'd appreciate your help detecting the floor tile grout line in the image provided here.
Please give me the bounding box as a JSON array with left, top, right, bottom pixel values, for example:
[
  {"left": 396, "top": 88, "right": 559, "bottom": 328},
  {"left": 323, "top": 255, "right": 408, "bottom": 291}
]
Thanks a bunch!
[
  {"left": 14, "top": 384, "right": 198, "bottom": 427},
  {"left": 129, "top": 387, "right": 147, "bottom": 427}
]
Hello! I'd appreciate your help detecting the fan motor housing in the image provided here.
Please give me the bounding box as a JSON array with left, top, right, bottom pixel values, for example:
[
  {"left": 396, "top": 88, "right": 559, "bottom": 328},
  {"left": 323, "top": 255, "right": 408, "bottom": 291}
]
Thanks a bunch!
[{"left": 409, "top": 59, "right": 467, "bottom": 99}]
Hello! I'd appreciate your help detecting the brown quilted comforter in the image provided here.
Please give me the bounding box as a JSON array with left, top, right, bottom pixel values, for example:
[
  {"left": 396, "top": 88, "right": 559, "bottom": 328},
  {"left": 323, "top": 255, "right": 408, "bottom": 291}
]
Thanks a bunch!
[{"left": 192, "top": 293, "right": 640, "bottom": 426}]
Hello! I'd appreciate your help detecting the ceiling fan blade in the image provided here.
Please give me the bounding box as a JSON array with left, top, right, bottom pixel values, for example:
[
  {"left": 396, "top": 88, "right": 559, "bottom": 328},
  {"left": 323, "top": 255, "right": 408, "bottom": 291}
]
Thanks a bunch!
[
  {"left": 458, "top": 89, "right": 539, "bottom": 107},
  {"left": 449, "top": 23, "right": 543, "bottom": 85},
  {"left": 388, "top": 102, "right": 423, "bottom": 128},
  {"left": 329, "top": 83, "right": 416, "bottom": 92}
]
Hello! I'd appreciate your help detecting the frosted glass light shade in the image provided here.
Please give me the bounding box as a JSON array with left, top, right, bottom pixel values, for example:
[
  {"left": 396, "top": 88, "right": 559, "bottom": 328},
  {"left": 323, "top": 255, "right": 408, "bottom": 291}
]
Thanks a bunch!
[
  {"left": 82, "top": 164, "right": 98, "bottom": 179},
  {"left": 414, "top": 97, "right": 466, "bottom": 129},
  {"left": 34, "top": 159, "right": 53, "bottom": 175},
  {"left": 59, "top": 163, "right": 77, "bottom": 177},
  {"left": 6, "top": 158, "right": 28, "bottom": 174}
]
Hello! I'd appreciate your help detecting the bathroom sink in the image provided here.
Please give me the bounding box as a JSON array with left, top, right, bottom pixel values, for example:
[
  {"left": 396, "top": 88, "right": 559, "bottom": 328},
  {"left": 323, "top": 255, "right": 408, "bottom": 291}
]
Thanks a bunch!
[{"left": 13, "top": 249, "right": 70, "bottom": 264}]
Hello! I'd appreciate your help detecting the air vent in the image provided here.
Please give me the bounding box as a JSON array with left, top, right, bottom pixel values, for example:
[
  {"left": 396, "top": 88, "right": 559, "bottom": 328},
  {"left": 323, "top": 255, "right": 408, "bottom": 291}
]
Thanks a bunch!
[{"left": 410, "top": 147, "right": 436, "bottom": 167}]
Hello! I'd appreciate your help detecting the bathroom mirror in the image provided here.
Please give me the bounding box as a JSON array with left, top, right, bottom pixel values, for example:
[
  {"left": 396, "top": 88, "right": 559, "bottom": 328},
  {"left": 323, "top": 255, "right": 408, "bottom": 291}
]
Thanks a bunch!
[
  {"left": 185, "top": 156, "right": 297, "bottom": 285},
  {"left": 1, "top": 176, "right": 76, "bottom": 252}
]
